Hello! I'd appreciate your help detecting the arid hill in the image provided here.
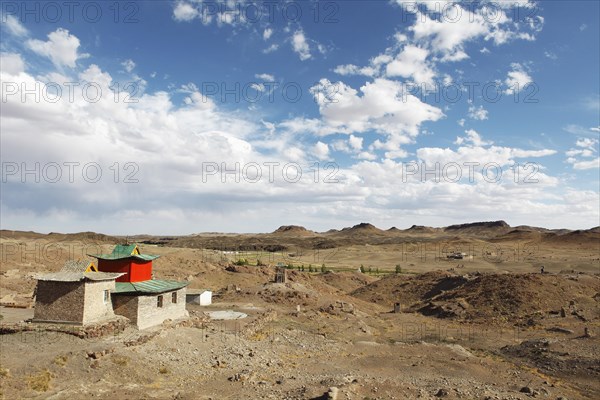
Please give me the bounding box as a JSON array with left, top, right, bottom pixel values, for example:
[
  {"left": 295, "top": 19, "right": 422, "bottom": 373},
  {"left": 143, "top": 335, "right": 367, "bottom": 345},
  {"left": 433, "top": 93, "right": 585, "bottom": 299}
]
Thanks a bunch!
[
  {"left": 0, "top": 230, "right": 119, "bottom": 243},
  {"left": 443, "top": 220, "right": 512, "bottom": 237},
  {"left": 272, "top": 225, "right": 315, "bottom": 236},
  {"left": 351, "top": 271, "right": 600, "bottom": 324}
]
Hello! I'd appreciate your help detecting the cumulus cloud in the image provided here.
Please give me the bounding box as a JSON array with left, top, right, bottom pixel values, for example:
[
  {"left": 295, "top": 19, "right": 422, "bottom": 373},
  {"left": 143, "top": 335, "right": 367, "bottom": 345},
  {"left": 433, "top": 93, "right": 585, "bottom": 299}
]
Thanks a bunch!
[
  {"left": 26, "top": 28, "right": 88, "bottom": 68},
  {"left": 334, "top": 64, "right": 377, "bottom": 77},
  {"left": 263, "top": 28, "right": 273, "bottom": 40},
  {"left": 505, "top": 63, "right": 533, "bottom": 94},
  {"left": 467, "top": 103, "right": 489, "bottom": 120},
  {"left": 291, "top": 30, "right": 311, "bottom": 61},
  {"left": 386, "top": 45, "right": 436, "bottom": 86},
  {"left": 328, "top": 1, "right": 543, "bottom": 98},
  {"left": 565, "top": 137, "right": 599, "bottom": 170},
  {"left": 308, "top": 78, "right": 444, "bottom": 159},
  {"left": 454, "top": 129, "right": 492, "bottom": 147},
  {"left": 255, "top": 73, "right": 275, "bottom": 81},
  {"left": 312, "top": 141, "right": 330, "bottom": 160},
  {"left": 173, "top": 1, "right": 199, "bottom": 21},
  {"left": 311, "top": 78, "right": 444, "bottom": 137}
]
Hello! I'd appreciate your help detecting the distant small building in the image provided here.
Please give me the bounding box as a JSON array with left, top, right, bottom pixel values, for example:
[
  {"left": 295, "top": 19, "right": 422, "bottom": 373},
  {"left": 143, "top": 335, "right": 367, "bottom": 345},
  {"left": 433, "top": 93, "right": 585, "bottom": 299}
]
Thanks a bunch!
[
  {"left": 275, "top": 267, "right": 287, "bottom": 283},
  {"left": 33, "top": 260, "right": 124, "bottom": 325},
  {"left": 186, "top": 289, "right": 212, "bottom": 306}
]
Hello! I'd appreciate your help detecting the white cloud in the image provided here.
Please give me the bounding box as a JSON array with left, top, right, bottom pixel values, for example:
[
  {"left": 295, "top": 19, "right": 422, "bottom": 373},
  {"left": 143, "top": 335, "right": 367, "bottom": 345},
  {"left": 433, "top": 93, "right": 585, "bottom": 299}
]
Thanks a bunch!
[
  {"left": 310, "top": 78, "right": 444, "bottom": 141},
  {"left": 467, "top": 103, "right": 489, "bottom": 120},
  {"left": 457, "top": 118, "right": 465, "bottom": 127},
  {"left": 504, "top": 63, "right": 533, "bottom": 94},
  {"left": 357, "top": 151, "right": 377, "bottom": 160},
  {"left": 333, "top": 64, "right": 377, "bottom": 77},
  {"left": 263, "top": 28, "right": 273, "bottom": 40},
  {"left": 410, "top": 8, "right": 491, "bottom": 60},
  {"left": 262, "top": 44, "right": 279, "bottom": 54},
  {"left": 291, "top": 30, "right": 311, "bottom": 61},
  {"left": 173, "top": 1, "right": 199, "bottom": 21},
  {"left": 565, "top": 137, "right": 598, "bottom": 170},
  {"left": 122, "top": 59, "right": 136, "bottom": 73},
  {"left": 386, "top": 45, "right": 436, "bottom": 86},
  {"left": 511, "top": 149, "right": 557, "bottom": 158},
  {"left": 0, "top": 53, "right": 25, "bottom": 74},
  {"left": 3, "top": 15, "right": 28, "bottom": 37},
  {"left": 255, "top": 73, "right": 275, "bottom": 81},
  {"left": 454, "top": 129, "right": 492, "bottom": 147},
  {"left": 563, "top": 124, "right": 600, "bottom": 137},
  {"left": 312, "top": 141, "right": 330, "bottom": 160},
  {"left": 575, "top": 138, "right": 599, "bottom": 150},
  {"left": 570, "top": 158, "right": 599, "bottom": 170},
  {"left": 331, "top": 1, "right": 542, "bottom": 98},
  {"left": 26, "top": 28, "right": 88, "bottom": 68},
  {"left": 348, "top": 135, "right": 363, "bottom": 151}
]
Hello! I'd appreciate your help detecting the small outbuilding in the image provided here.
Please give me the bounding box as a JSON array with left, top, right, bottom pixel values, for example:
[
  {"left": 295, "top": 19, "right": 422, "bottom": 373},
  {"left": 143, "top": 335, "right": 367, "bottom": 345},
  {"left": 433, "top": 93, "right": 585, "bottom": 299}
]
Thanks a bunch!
[
  {"left": 186, "top": 289, "right": 212, "bottom": 306},
  {"left": 33, "top": 260, "right": 124, "bottom": 325}
]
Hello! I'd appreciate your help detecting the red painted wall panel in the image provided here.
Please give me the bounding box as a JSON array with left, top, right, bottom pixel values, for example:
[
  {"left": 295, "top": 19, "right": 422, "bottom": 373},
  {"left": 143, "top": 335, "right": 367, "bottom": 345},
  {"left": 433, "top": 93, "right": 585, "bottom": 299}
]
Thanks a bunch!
[
  {"left": 129, "top": 260, "right": 152, "bottom": 282},
  {"left": 97, "top": 259, "right": 153, "bottom": 282}
]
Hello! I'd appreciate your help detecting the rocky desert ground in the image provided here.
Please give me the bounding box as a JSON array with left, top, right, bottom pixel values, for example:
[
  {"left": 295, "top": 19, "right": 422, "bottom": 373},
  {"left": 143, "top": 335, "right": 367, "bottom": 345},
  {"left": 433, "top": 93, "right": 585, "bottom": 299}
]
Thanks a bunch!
[{"left": 0, "top": 221, "right": 599, "bottom": 399}]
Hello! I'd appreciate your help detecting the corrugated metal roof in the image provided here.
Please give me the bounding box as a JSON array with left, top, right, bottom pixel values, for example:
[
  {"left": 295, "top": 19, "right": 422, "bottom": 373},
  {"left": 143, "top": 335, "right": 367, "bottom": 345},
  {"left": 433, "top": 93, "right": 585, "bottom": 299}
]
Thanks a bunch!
[
  {"left": 36, "top": 271, "right": 124, "bottom": 282},
  {"left": 114, "top": 279, "right": 188, "bottom": 294},
  {"left": 89, "top": 244, "right": 160, "bottom": 261}
]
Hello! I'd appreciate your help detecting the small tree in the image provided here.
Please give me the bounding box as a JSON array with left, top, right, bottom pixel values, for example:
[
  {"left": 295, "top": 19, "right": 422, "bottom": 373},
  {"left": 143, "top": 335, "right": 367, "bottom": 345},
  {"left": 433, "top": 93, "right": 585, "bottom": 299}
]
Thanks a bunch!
[
  {"left": 360, "top": 265, "right": 365, "bottom": 273},
  {"left": 376, "top": 267, "right": 379, "bottom": 274},
  {"left": 395, "top": 264, "right": 402, "bottom": 274},
  {"left": 308, "top": 265, "right": 313, "bottom": 273},
  {"left": 301, "top": 265, "right": 305, "bottom": 272},
  {"left": 368, "top": 266, "right": 372, "bottom": 274},
  {"left": 321, "top": 264, "right": 326, "bottom": 273}
]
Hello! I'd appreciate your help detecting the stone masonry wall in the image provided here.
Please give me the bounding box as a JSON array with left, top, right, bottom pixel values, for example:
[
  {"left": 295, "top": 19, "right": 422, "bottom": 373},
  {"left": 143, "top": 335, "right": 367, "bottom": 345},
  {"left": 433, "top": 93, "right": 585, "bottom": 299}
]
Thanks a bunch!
[
  {"left": 135, "top": 288, "right": 188, "bottom": 330},
  {"left": 82, "top": 280, "right": 116, "bottom": 325},
  {"left": 33, "top": 281, "right": 85, "bottom": 323},
  {"left": 112, "top": 294, "right": 139, "bottom": 325}
]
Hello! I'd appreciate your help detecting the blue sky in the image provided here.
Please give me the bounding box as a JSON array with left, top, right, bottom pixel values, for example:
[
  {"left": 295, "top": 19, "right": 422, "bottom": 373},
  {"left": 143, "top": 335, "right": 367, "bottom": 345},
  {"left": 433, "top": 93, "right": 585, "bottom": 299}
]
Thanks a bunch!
[{"left": 1, "top": 1, "right": 599, "bottom": 234}]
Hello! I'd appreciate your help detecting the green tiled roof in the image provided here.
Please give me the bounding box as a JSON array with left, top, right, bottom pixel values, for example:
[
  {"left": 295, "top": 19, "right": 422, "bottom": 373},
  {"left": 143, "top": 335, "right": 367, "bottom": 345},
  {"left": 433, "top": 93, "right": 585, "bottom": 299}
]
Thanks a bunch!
[
  {"left": 113, "top": 244, "right": 137, "bottom": 256},
  {"left": 89, "top": 243, "right": 160, "bottom": 261},
  {"left": 114, "top": 279, "right": 188, "bottom": 294}
]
